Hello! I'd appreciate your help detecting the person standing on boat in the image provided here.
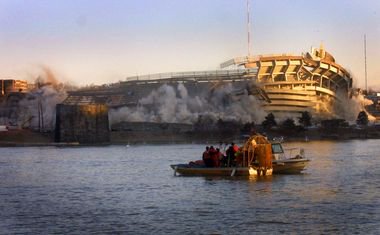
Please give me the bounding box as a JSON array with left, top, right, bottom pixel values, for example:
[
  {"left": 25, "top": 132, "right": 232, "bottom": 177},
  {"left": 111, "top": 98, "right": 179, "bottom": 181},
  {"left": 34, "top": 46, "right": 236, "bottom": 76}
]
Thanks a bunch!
[
  {"left": 234, "top": 147, "right": 243, "bottom": 167},
  {"left": 202, "top": 146, "right": 213, "bottom": 167},
  {"left": 226, "top": 143, "right": 238, "bottom": 167},
  {"left": 218, "top": 142, "right": 227, "bottom": 156},
  {"left": 215, "top": 148, "right": 223, "bottom": 167},
  {"left": 208, "top": 146, "right": 218, "bottom": 167}
]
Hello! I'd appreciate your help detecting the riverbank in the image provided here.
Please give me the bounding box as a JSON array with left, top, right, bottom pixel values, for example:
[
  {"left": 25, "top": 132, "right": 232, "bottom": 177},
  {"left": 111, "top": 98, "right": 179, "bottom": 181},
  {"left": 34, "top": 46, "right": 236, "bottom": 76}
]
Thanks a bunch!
[{"left": 1, "top": 126, "right": 380, "bottom": 146}]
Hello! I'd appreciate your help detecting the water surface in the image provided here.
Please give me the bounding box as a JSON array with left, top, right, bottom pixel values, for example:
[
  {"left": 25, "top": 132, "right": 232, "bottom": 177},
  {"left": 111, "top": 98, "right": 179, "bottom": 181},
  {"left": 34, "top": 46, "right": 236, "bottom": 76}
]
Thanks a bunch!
[{"left": 0, "top": 140, "right": 379, "bottom": 234}]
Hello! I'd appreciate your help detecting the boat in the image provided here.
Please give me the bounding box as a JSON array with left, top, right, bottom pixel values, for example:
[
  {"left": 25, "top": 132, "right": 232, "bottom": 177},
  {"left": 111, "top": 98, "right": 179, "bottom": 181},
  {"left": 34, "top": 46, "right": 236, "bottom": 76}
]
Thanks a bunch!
[
  {"left": 271, "top": 144, "right": 310, "bottom": 174},
  {"left": 171, "top": 134, "right": 310, "bottom": 176}
]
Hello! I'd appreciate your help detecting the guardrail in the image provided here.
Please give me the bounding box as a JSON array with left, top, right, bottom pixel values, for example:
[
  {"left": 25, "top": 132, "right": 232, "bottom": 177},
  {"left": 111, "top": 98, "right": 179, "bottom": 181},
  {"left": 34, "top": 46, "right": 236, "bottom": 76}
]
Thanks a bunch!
[{"left": 124, "top": 68, "right": 258, "bottom": 82}]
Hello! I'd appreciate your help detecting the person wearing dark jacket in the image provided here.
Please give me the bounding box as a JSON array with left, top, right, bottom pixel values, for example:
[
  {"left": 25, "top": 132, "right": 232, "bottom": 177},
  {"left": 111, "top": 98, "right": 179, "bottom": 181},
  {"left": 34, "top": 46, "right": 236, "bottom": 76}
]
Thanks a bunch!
[
  {"left": 226, "top": 143, "right": 238, "bottom": 167},
  {"left": 202, "top": 146, "right": 213, "bottom": 167},
  {"left": 208, "top": 146, "right": 217, "bottom": 167}
]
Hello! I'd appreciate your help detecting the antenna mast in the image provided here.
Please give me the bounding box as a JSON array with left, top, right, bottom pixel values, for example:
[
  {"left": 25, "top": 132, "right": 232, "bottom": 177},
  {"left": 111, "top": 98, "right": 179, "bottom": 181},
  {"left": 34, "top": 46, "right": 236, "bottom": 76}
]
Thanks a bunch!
[
  {"left": 364, "top": 34, "right": 368, "bottom": 93},
  {"left": 247, "top": 0, "right": 252, "bottom": 57}
]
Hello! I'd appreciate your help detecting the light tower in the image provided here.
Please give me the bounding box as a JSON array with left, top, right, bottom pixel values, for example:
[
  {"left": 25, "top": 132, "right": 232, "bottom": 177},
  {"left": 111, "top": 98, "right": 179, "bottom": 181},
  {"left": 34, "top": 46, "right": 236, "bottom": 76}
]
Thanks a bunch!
[
  {"left": 247, "top": 0, "right": 252, "bottom": 57},
  {"left": 364, "top": 34, "right": 368, "bottom": 93}
]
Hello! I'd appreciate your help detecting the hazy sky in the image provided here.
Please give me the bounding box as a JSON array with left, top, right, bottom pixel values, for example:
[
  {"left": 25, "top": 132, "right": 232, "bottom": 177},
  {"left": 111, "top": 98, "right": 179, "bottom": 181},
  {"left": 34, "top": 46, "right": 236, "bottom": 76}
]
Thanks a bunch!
[{"left": 0, "top": 0, "right": 379, "bottom": 88}]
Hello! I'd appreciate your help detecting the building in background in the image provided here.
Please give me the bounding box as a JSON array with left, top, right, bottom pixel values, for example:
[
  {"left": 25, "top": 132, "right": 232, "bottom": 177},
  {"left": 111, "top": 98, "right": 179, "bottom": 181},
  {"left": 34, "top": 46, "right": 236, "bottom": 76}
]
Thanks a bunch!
[{"left": 0, "top": 79, "right": 29, "bottom": 96}]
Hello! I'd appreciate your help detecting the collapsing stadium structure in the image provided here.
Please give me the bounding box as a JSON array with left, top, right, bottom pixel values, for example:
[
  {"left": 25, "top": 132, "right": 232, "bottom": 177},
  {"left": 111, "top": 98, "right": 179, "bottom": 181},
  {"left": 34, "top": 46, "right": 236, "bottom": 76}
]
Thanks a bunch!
[
  {"left": 221, "top": 44, "right": 353, "bottom": 119},
  {"left": 65, "top": 44, "right": 354, "bottom": 125}
]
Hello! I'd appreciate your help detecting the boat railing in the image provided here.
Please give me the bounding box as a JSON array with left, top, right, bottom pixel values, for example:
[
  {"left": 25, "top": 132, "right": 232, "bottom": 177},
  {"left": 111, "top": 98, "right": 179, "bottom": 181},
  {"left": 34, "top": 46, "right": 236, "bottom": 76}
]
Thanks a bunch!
[{"left": 277, "top": 147, "right": 304, "bottom": 160}]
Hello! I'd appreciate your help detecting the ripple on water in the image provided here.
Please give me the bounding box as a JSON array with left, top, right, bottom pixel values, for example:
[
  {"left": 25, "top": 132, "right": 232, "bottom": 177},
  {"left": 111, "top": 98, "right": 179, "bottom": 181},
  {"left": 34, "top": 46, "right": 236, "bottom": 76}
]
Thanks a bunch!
[{"left": 0, "top": 142, "right": 379, "bottom": 234}]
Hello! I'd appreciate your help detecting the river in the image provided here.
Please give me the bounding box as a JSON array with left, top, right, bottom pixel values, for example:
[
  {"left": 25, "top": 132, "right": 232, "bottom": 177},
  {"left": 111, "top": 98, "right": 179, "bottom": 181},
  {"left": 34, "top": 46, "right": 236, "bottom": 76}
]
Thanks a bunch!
[{"left": 0, "top": 140, "right": 379, "bottom": 234}]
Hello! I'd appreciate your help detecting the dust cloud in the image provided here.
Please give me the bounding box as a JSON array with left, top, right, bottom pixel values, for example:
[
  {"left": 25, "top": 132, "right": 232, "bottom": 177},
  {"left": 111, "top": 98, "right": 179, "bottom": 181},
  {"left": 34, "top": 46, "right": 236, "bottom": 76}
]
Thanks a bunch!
[
  {"left": 3, "top": 66, "right": 69, "bottom": 130},
  {"left": 109, "top": 82, "right": 378, "bottom": 126},
  {"left": 109, "top": 83, "right": 267, "bottom": 125},
  {"left": 336, "top": 90, "right": 375, "bottom": 123}
]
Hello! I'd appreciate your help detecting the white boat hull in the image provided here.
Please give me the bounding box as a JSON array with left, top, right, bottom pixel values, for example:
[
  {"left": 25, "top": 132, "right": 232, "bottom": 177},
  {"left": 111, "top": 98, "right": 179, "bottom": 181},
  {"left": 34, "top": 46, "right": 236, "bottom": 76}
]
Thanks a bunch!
[{"left": 272, "top": 158, "right": 310, "bottom": 174}]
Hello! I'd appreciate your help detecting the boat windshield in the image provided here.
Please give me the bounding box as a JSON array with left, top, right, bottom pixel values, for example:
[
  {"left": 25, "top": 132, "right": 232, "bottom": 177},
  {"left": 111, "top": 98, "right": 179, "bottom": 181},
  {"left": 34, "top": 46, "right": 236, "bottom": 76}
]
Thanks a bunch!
[{"left": 271, "top": 143, "right": 284, "bottom": 154}]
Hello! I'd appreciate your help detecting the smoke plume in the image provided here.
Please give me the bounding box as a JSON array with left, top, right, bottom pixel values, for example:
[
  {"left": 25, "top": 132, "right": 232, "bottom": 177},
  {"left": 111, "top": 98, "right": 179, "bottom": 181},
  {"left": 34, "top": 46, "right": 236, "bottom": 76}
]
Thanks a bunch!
[
  {"left": 13, "top": 66, "right": 68, "bottom": 130},
  {"left": 336, "top": 90, "right": 375, "bottom": 123},
  {"left": 109, "top": 83, "right": 267, "bottom": 125},
  {"left": 109, "top": 83, "right": 377, "bottom": 126}
]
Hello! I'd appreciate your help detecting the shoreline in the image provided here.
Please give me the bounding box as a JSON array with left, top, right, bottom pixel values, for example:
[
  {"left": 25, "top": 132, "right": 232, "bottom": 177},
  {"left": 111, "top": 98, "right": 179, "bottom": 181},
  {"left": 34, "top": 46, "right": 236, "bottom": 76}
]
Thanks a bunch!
[{"left": 1, "top": 127, "right": 379, "bottom": 147}]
